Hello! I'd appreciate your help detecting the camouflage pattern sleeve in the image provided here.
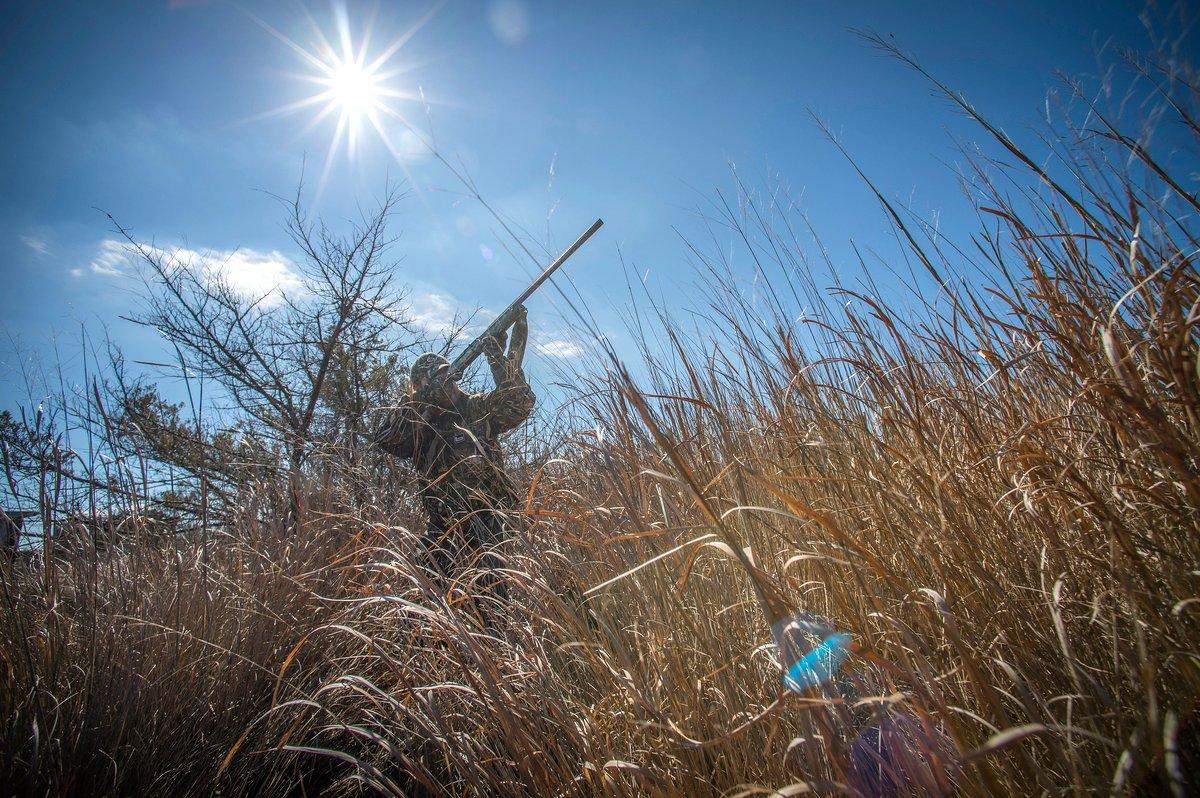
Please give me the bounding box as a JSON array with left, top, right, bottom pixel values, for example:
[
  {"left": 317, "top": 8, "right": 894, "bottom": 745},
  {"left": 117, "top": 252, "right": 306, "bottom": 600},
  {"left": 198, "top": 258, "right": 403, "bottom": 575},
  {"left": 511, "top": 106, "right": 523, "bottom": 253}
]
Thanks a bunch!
[
  {"left": 470, "top": 368, "right": 535, "bottom": 434},
  {"left": 371, "top": 401, "right": 423, "bottom": 459}
]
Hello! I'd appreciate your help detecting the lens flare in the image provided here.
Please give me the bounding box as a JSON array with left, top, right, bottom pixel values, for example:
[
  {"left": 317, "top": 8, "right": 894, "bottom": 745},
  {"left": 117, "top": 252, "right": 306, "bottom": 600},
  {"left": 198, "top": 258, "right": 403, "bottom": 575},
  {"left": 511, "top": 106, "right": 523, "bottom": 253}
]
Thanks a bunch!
[
  {"left": 772, "top": 611, "right": 851, "bottom": 692},
  {"left": 243, "top": 2, "right": 442, "bottom": 200},
  {"left": 848, "top": 710, "right": 960, "bottom": 796},
  {"left": 326, "top": 61, "right": 378, "bottom": 114},
  {"left": 782, "top": 632, "right": 852, "bottom": 691}
]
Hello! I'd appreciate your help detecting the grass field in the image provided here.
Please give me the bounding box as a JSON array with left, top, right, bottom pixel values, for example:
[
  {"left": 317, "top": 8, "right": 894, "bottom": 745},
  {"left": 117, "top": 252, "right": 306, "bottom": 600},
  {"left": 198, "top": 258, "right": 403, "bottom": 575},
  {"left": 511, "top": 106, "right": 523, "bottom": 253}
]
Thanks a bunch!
[{"left": 2, "top": 37, "right": 1198, "bottom": 797}]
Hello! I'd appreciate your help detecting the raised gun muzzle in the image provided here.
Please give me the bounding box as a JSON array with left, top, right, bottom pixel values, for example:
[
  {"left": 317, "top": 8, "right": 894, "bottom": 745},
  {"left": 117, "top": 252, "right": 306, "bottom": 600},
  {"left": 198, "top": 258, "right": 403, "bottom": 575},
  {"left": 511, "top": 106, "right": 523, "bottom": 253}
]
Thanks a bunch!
[{"left": 448, "top": 218, "right": 604, "bottom": 379}]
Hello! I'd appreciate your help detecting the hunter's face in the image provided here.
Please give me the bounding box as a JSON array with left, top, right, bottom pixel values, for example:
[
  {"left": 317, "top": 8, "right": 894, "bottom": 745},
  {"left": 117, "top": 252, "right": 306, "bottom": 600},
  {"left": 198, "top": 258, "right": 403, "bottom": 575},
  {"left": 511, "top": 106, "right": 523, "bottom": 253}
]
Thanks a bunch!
[{"left": 414, "top": 372, "right": 454, "bottom": 406}]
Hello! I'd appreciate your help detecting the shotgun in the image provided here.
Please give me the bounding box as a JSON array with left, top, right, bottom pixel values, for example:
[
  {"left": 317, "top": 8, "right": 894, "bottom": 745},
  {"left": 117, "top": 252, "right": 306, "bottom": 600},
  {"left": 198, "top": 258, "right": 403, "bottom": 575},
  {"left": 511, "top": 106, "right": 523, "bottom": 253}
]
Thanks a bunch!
[{"left": 448, "top": 218, "right": 604, "bottom": 380}]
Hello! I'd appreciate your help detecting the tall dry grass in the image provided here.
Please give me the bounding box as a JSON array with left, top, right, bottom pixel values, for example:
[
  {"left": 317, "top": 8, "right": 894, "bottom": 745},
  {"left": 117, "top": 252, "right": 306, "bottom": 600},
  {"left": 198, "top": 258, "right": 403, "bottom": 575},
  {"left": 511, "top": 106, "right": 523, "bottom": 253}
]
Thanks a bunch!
[{"left": 3, "top": 31, "right": 1200, "bottom": 797}]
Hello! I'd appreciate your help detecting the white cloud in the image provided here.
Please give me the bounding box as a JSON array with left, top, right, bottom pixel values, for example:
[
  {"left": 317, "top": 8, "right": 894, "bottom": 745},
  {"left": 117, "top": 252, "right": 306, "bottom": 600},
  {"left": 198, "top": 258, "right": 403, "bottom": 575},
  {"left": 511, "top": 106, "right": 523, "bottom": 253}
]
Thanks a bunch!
[
  {"left": 408, "top": 289, "right": 462, "bottom": 335},
  {"left": 86, "top": 239, "right": 302, "bottom": 305},
  {"left": 20, "top": 234, "right": 49, "bottom": 257},
  {"left": 89, "top": 239, "right": 131, "bottom": 276},
  {"left": 488, "top": 0, "right": 530, "bottom": 44},
  {"left": 70, "top": 268, "right": 84, "bottom": 278},
  {"left": 534, "top": 338, "right": 583, "bottom": 359},
  {"left": 407, "top": 288, "right": 509, "bottom": 343},
  {"left": 201, "top": 248, "right": 303, "bottom": 300}
]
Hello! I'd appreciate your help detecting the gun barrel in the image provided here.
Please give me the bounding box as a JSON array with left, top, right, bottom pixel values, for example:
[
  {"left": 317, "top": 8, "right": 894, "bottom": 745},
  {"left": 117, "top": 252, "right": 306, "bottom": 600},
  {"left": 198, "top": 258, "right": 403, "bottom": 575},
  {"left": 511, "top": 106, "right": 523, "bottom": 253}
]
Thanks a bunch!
[
  {"left": 511, "top": 217, "right": 604, "bottom": 309},
  {"left": 449, "top": 218, "right": 603, "bottom": 378}
]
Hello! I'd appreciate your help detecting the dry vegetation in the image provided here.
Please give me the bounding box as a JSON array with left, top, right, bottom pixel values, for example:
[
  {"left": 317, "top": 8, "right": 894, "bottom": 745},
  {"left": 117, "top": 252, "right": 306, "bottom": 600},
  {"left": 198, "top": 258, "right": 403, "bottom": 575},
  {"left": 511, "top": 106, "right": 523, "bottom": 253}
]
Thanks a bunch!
[{"left": 2, "top": 33, "right": 1199, "bottom": 797}]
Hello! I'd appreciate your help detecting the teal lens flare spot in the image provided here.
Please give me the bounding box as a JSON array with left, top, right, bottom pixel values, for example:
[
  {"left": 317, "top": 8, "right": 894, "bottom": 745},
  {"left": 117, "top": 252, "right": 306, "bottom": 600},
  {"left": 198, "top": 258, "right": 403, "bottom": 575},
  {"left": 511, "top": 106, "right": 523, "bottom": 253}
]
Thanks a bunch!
[
  {"left": 781, "top": 632, "right": 852, "bottom": 692},
  {"left": 772, "top": 612, "right": 850, "bottom": 692}
]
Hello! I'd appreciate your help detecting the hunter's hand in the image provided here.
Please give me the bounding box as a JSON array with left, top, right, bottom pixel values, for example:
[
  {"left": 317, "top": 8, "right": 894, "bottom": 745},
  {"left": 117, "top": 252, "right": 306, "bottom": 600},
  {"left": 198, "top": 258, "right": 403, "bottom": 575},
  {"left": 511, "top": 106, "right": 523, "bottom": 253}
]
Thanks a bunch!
[{"left": 482, "top": 333, "right": 505, "bottom": 361}]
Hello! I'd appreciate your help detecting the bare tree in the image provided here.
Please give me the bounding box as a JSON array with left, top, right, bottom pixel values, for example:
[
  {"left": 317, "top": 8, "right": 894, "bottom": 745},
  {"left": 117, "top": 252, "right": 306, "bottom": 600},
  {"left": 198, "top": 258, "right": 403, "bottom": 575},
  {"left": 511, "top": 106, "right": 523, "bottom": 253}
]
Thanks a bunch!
[{"left": 113, "top": 184, "right": 420, "bottom": 530}]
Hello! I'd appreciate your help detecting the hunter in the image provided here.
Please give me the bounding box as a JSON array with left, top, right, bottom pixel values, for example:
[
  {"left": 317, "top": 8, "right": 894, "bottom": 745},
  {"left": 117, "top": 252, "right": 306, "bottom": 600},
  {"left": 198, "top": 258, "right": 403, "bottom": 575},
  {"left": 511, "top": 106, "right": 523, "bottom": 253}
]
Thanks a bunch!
[{"left": 373, "top": 306, "right": 534, "bottom": 594}]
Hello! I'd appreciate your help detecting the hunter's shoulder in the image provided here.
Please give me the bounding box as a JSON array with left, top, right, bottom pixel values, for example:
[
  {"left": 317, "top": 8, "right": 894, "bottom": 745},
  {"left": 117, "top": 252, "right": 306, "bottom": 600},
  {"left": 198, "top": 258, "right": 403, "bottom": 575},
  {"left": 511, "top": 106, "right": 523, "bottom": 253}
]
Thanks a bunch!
[
  {"left": 371, "top": 398, "right": 428, "bottom": 437},
  {"left": 371, "top": 399, "right": 422, "bottom": 455},
  {"left": 378, "top": 399, "right": 420, "bottom": 419}
]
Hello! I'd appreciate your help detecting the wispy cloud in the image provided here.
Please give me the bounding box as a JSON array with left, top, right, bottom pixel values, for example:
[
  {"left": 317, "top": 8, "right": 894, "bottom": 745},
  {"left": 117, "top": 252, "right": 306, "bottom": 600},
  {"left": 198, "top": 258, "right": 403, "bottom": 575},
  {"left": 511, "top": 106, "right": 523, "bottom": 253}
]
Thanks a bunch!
[
  {"left": 408, "top": 289, "right": 468, "bottom": 335},
  {"left": 534, "top": 337, "right": 583, "bottom": 359},
  {"left": 407, "top": 287, "right": 513, "bottom": 343},
  {"left": 195, "top": 247, "right": 303, "bottom": 300},
  {"left": 86, "top": 239, "right": 302, "bottom": 304},
  {"left": 20, "top": 235, "right": 49, "bottom": 257},
  {"left": 90, "top": 240, "right": 132, "bottom": 276}
]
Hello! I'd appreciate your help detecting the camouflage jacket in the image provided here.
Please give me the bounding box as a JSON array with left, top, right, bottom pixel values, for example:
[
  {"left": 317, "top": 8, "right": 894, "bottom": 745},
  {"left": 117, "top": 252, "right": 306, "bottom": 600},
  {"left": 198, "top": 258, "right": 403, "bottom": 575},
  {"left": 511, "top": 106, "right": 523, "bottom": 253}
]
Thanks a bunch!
[{"left": 373, "top": 367, "right": 535, "bottom": 527}]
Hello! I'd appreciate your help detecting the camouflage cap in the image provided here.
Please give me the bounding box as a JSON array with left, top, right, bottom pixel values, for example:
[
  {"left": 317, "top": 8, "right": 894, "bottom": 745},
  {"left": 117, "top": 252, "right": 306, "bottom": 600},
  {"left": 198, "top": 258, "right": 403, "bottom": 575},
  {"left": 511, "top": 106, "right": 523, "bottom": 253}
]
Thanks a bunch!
[{"left": 410, "top": 352, "right": 450, "bottom": 384}]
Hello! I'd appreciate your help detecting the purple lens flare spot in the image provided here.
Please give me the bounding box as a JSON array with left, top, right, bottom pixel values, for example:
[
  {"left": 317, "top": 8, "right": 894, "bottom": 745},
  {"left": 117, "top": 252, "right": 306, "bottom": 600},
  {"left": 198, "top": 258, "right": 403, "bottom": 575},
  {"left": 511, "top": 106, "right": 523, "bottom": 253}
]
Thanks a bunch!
[{"left": 848, "top": 710, "right": 960, "bottom": 796}]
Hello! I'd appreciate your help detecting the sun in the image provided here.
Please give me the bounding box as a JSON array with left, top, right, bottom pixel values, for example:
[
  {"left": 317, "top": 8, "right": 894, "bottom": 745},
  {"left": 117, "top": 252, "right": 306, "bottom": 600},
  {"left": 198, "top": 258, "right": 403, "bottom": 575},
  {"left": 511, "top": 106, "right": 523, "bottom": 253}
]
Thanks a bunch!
[
  {"left": 327, "top": 60, "right": 379, "bottom": 115},
  {"left": 243, "top": 2, "right": 439, "bottom": 199}
]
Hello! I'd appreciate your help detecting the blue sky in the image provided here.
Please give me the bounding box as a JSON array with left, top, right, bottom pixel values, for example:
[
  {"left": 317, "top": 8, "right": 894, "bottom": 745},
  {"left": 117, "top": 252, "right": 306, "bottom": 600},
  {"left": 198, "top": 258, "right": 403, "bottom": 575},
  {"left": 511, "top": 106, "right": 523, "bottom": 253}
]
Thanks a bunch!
[{"left": 0, "top": 0, "right": 1151, "bottom": 413}]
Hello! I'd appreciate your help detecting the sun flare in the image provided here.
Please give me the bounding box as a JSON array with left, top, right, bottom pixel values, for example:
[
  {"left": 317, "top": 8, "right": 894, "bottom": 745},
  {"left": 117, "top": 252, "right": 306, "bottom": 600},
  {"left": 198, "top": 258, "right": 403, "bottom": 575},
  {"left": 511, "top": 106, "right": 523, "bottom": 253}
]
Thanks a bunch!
[
  {"left": 245, "top": 3, "right": 438, "bottom": 199},
  {"left": 327, "top": 60, "right": 379, "bottom": 114}
]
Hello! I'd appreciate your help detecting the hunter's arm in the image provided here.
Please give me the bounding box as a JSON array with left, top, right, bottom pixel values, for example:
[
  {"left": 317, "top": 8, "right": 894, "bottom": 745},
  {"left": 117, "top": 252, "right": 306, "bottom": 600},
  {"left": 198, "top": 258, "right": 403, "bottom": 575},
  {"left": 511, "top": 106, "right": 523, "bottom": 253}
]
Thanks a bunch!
[
  {"left": 475, "top": 347, "right": 535, "bottom": 434},
  {"left": 371, "top": 401, "right": 423, "bottom": 459}
]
